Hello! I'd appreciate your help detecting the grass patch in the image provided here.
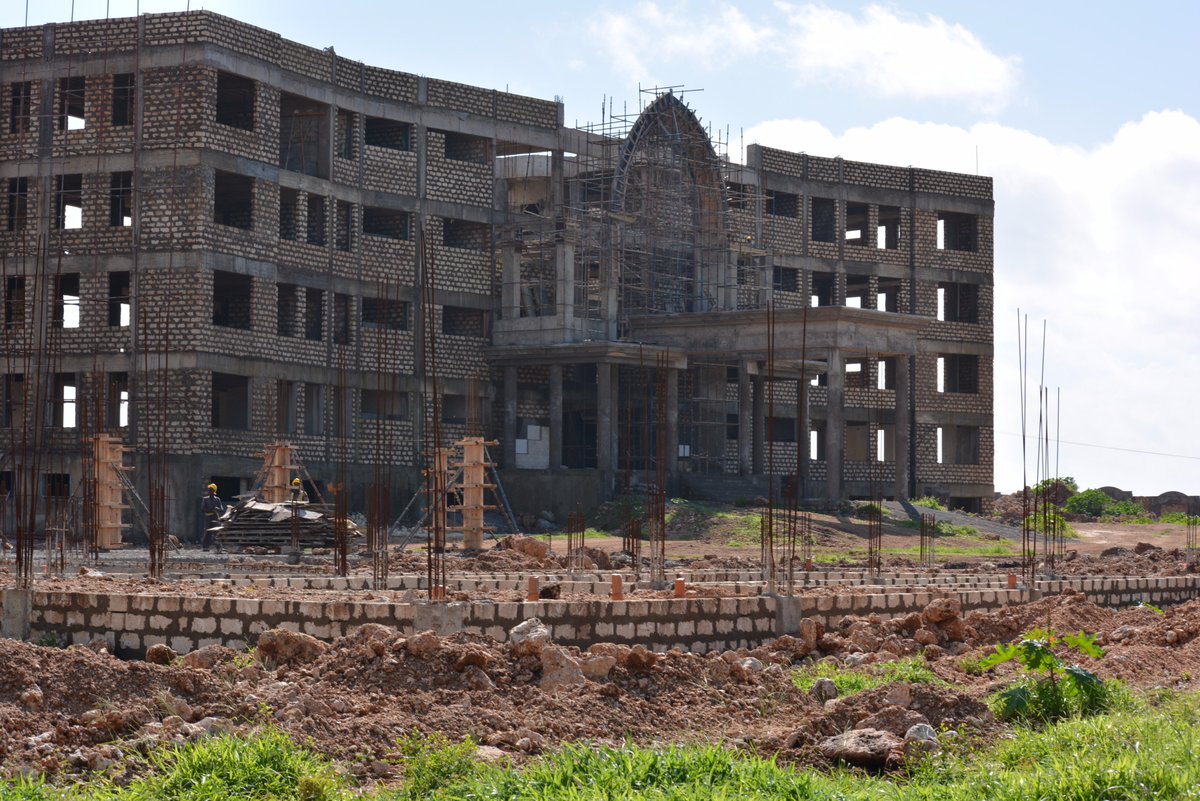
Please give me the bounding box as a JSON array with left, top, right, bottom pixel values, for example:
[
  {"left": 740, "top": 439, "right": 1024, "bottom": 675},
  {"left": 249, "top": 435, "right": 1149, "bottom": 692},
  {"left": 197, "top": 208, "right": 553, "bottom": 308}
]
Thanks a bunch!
[
  {"left": 716, "top": 511, "right": 762, "bottom": 547},
  {"left": 911, "top": 495, "right": 947, "bottom": 511},
  {"left": 791, "top": 655, "right": 943, "bottom": 696},
  {"left": 11, "top": 695, "right": 1200, "bottom": 799}
]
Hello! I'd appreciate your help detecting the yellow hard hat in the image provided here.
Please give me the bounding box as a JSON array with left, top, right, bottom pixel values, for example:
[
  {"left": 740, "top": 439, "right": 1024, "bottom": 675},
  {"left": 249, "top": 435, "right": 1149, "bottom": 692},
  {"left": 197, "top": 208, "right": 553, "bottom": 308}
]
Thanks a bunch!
[
  {"left": 206, "top": 483, "right": 217, "bottom": 492},
  {"left": 292, "top": 478, "right": 302, "bottom": 486}
]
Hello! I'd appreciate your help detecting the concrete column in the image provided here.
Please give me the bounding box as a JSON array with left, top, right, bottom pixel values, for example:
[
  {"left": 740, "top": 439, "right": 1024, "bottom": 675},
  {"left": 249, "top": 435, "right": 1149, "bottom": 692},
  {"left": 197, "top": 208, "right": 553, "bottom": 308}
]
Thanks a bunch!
[
  {"left": 503, "top": 366, "right": 517, "bottom": 467},
  {"left": 894, "top": 355, "right": 911, "bottom": 501},
  {"left": 825, "top": 349, "right": 844, "bottom": 500},
  {"left": 666, "top": 367, "right": 679, "bottom": 474},
  {"left": 752, "top": 371, "right": 765, "bottom": 475},
  {"left": 500, "top": 246, "right": 520, "bottom": 321},
  {"left": 738, "top": 360, "right": 752, "bottom": 475},
  {"left": 548, "top": 364, "right": 563, "bottom": 470},
  {"left": 799, "top": 377, "right": 812, "bottom": 498},
  {"left": 556, "top": 243, "right": 575, "bottom": 333},
  {"left": 596, "top": 362, "right": 612, "bottom": 473}
]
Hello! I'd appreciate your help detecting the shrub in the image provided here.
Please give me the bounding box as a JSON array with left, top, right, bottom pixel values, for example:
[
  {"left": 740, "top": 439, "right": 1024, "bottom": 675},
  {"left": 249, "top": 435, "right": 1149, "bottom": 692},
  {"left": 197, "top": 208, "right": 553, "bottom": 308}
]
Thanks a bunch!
[
  {"left": 912, "top": 496, "right": 947, "bottom": 511},
  {"left": 980, "top": 628, "right": 1119, "bottom": 723}
]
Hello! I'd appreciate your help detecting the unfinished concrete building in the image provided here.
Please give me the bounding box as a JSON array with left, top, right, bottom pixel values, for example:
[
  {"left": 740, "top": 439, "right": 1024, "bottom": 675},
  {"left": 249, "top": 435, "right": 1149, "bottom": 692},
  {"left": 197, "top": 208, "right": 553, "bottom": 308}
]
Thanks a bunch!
[{"left": 0, "top": 11, "right": 993, "bottom": 543}]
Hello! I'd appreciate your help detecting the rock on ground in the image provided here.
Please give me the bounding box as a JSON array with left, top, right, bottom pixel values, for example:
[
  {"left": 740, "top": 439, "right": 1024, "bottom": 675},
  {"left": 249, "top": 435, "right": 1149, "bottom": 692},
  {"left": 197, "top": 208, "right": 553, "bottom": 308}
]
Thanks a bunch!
[{"left": 256, "top": 629, "right": 329, "bottom": 666}]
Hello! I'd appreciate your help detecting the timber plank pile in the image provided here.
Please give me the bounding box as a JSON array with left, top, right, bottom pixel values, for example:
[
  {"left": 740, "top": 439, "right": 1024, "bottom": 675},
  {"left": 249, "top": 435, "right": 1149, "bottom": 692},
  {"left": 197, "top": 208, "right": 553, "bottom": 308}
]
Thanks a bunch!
[{"left": 214, "top": 500, "right": 358, "bottom": 551}]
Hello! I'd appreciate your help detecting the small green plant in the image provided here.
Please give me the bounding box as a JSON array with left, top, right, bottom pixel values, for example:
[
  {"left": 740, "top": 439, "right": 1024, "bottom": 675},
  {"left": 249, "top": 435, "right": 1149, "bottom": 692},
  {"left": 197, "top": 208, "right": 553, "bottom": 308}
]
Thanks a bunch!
[
  {"left": 856, "top": 501, "right": 885, "bottom": 519},
  {"left": 393, "top": 730, "right": 482, "bottom": 799},
  {"left": 980, "top": 628, "right": 1116, "bottom": 723},
  {"left": 959, "top": 653, "right": 986, "bottom": 676},
  {"left": 912, "top": 496, "right": 947, "bottom": 511},
  {"left": 1159, "top": 512, "right": 1194, "bottom": 525},
  {"left": 1137, "top": 600, "right": 1164, "bottom": 615},
  {"left": 33, "top": 632, "right": 64, "bottom": 648}
]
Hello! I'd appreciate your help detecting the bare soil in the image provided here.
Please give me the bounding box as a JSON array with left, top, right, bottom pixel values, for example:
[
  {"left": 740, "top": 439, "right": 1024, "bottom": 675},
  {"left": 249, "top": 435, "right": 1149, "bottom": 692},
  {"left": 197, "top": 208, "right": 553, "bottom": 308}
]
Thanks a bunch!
[{"left": 2, "top": 501, "right": 1198, "bottom": 784}]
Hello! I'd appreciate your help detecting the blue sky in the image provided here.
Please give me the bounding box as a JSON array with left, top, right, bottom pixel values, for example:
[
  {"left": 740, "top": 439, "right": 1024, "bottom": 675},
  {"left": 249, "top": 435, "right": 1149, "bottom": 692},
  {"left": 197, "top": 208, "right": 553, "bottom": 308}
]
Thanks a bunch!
[{"left": 6, "top": 1, "right": 1200, "bottom": 496}]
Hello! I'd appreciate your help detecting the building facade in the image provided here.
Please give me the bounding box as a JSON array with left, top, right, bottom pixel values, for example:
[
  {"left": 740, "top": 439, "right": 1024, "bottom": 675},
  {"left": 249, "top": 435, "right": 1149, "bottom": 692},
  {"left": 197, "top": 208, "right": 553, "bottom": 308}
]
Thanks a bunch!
[{"left": 0, "top": 12, "right": 993, "bottom": 540}]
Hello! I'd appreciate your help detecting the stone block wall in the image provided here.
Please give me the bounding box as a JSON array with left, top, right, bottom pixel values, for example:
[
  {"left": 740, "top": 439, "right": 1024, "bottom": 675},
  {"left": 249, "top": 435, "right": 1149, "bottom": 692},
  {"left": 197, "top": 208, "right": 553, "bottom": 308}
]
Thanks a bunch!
[{"left": 7, "top": 575, "right": 1195, "bottom": 659}]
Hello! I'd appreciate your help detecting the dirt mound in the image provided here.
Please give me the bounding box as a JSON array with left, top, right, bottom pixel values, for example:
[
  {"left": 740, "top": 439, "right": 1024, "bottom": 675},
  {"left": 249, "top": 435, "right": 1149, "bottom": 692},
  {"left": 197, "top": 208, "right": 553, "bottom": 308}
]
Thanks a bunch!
[{"left": 965, "top": 590, "right": 1120, "bottom": 644}]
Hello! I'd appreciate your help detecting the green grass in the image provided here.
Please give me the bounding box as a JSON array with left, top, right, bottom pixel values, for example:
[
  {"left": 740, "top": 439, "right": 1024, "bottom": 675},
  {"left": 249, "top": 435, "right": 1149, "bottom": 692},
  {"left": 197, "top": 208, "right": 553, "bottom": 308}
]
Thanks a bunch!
[
  {"left": 911, "top": 496, "right": 947, "bottom": 511},
  {"left": 791, "top": 655, "right": 944, "bottom": 696},
  {"left": 717, "top": 511, "right": 763, "bottom": 547},
  {"left": 13, "top": 694, "right": 1200, "bottom": 799}
]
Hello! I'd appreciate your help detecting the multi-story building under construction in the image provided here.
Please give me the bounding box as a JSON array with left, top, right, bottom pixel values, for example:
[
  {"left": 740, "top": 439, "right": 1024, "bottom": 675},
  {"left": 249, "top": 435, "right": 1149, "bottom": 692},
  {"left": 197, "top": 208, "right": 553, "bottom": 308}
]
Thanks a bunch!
[{"left": 0, "top": 11, "right": 993, "bottom": 541}]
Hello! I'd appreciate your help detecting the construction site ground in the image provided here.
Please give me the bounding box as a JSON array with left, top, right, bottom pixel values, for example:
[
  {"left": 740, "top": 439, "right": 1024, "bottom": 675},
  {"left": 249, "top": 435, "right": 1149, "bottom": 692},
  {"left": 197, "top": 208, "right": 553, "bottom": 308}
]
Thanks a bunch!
[{"left": 1, "top": 499, "right": 1198, "bottom": 786}]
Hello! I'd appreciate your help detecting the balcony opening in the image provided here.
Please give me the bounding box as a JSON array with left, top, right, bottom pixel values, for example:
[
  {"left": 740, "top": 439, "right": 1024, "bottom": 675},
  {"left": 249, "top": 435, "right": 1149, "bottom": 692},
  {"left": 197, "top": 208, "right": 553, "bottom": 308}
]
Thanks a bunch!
[{"left": 276, "top": 283, "right": 299, "bottom": 337}]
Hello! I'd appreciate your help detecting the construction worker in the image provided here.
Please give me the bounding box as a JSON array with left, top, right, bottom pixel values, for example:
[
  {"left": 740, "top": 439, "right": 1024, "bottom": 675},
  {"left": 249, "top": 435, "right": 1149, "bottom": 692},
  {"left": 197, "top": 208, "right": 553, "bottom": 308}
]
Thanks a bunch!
[
  {"left": 289, "top": 477, "right": 309, "bottom": 504},
  {"left": 200, "top": 483, "right": 226, "bottom": 552}
]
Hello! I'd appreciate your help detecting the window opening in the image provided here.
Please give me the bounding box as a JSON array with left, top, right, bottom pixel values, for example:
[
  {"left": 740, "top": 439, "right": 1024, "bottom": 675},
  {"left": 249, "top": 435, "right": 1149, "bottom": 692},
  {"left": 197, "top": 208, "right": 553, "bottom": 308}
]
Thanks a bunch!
[
  {"left": 111, "top": 73, "right": 134, "bottom": 126},
  {"left": 303, "top": 383, "right": 324, "bottom": 435},
  {"left": 213, "top": 170, "right": 253, "bottom": 229},
  {"left": 58, "top": 76, "right": 85, "bottom": 131},
  {"left": 306, "top": 194, "right": 327, "bottom": 246},
  {"left": 5, "top": 276, "right": 25, "bottom": 327},
  {"left": 845, "top": 202, "right": 868, "bottom": 245},
  {"left": 334, "top": 200, "right": 352, "bottom": 252},
  {"left": 811, "top": 197, "right": 836, "bottom": 242},
  {"left": 54, "top": 273, "right": 80, "bottom": 329},
  {"left": 54, "top": 373, "right": 77, "bottom": 428},
  {"left": 362, "top": 206, "right": 410, "bottom": 240},
  {"left": 107, "top": 372, "right": 129, "bottom": 428},
  {"left": 108, "top": 272, "right": 130, "bottom": 327},
  {"left": 276, "top": 283, "right": 298, "bottom": 337},
  {"left": 278, "top": 91, "right": 329, "bottom": 177},
  {"left": 55, "top": 174, "right": 83, "bottom": 229},
  {"left": 937, "top": 282, "right": 979, "bottom": 323},
  {"left": 441, "top": 305, "right": 485, "bottom": 337},
  {"left": 772, "top": 266, "right": 799, "bottom": 293},
  {"left": 335, "top": 109, "right": 355, "bottom": 159},
  {"left": 9, "top": 81, "right": 31, "bottom": 133},
  {"left": 212, "top": 270, "right": 252, "bottom": 329},
  {"left": 936, "top": 211, "right": 978, "bottom": 252},
  {"left": 443, "top": 131, "right": 489, "bottom": 164},
  {"left": 215, "top": 71, "right": 255, "bottom": 130},
  {"left": 362, "top": 389, "right": 407, "bottom": 421},
  {"left": 333, "top": 292, "right": 351, "bottom": 345},
  {"left": 364, "top": 116, "right": 411, "bottom": 150},
  {"left": 765, "top": 190, "right": 799, "bottom": 218},
  {"left": 7, "top": 177, "right": 28, "bottom": 231},
  {"left": 109, "top": 171, "right": 132, "bottom": 227},
  {"left": 810, "top": 271, "right": 835, "bottom": 306},
  {"left": 877, "top": 205, "right": 900, "bottom": 249},
  {"left": 304, "top": 288, "right": 324, "bottom": 340},
  {"left": 211, "top": 372, "right": 250, "bottom": 430},
  {"left": 443, "top": 218, "right": 488, "bottom": 250},
  {"left": 279, "top": 187, "right": 298, "bottom": 240},
  {"left": 362, "top": 297, "right": 408, "bottom": 330}
]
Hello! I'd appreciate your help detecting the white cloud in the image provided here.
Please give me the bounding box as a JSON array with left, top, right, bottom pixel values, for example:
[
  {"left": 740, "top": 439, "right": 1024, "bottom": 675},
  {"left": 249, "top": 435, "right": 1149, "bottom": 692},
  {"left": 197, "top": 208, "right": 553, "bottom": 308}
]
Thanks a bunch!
[
  {"left": 590, "top": 2, "right": 774, "bottom": 83},
  {"left": 776, "top": 4, "right": 1020, "bottom": 112},
  {"left": 745, "top": 111, "right": 1200, "bottom": 495},
  {"left": 589, "top": 3, "right": 1018, "bottom": 111}
]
